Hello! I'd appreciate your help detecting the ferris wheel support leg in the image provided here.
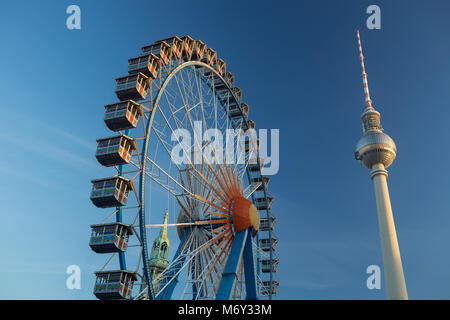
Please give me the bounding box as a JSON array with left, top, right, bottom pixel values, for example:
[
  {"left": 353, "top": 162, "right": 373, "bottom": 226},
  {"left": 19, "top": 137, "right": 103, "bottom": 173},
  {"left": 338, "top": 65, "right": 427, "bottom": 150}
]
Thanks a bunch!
[
  {"left": 116, "top": 143, "right": 128, "bottom": 271},
  {"left": 116, "top": 209, "right": 127, "bottom": 270},
  {"left": 157, "top": 231, "right": 189, "bottom": 300},
  {"left": 243, "top": 230, "right": 257, "bottom": 300},
  {"left": 192, "top": 253, "right": 205, "bottom": 299},
  {"left": 216, "top": 229, "right": 248, "bottom": 300}
]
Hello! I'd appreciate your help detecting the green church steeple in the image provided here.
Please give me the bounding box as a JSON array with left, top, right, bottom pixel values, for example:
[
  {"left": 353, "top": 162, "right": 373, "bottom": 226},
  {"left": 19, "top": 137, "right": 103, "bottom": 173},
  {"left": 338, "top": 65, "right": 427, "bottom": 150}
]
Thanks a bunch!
[{"left": 148, "top": 211, "right": 170, "bottom": 293}]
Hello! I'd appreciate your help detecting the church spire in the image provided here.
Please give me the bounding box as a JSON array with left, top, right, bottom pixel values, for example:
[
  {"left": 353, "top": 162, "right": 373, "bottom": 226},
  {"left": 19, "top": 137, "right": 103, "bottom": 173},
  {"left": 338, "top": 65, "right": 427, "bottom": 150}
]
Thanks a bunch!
[
  {"left": 144, "top": 211, "right": 171, "bottom": 295},
  {"left": 158, "top": 210, "right": 169, "bottom": 245}
]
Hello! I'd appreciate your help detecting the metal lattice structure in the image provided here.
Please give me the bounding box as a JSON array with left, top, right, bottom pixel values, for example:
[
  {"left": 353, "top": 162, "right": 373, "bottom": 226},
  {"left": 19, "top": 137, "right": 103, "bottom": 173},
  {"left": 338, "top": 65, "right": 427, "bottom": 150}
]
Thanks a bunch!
[{"left": 89, "top": 36, "right": 278, "bottom": 300}]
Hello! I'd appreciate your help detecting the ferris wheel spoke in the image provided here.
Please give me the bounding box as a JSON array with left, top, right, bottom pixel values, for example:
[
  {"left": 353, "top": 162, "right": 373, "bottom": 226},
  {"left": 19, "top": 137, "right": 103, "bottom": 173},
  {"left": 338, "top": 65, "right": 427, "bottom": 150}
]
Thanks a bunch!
[
  {"left": 171, "top": 72, "right": 207, "bottom": 160},
  {"left": 154, "top": 232, "right": 195, "bottom": 298},
  {"left": 198, "top": 252, "right": 209, "bottom": 299},
  {"left": 162, "top": 91, "right": 189, "bottom": 130},
  {"left": 211, "top": 237, "right": 233, "bottom": 296},
  {"left": 190, "top": 229, "right": 231, "bottom": 299},
  {"left": 155, "top": 97, "right": 200, "bottom": 169},
  {"left": 243, "top": 181, "right": 262, "bottom": 199},
  {"left": 158, "top": 225, "right": 230, "bottom": 297},
  {"left": 192, "top": 68, "right": 208, "bottom": 134},
  {"left": 160, "top": 82, "right": 237, "bottom": 209},
  {"left": 185, "top": 166, "right": 232, "bottom": 209},
  {"left": 179, "top": 69, "right": 199, "bottom": 112},
  {"left": 177, "top": 231, "right": 221, "bottom": 296},
  {"left": 203, "top": 234, "right": 232, "bottom": 283},
  {"left": 206, "top": 211, "right": 229, "bottom": 218},
  {"left": 176, "top": 196, "right": 193, "bottom": 220},
  {"left": 203, "top": 247, "right": 220, "bottom": 294},
  {"left": 128, "top": 158, "right": 182, "bottom": 197}
]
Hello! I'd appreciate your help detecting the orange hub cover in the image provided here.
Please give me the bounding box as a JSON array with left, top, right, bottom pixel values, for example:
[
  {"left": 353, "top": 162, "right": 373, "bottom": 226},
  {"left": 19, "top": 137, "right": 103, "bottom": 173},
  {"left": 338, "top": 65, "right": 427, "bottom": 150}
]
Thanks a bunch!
[{"left": 231, "top": 196, "right": 260, "bottom": 233}]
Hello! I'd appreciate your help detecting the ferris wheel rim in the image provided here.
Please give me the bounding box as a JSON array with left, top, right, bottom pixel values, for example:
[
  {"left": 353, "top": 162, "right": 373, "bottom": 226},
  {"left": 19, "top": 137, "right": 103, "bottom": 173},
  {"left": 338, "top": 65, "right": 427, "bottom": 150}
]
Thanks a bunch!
[{"left": 136, "top": 60, "right": 247, "bottom": 299}]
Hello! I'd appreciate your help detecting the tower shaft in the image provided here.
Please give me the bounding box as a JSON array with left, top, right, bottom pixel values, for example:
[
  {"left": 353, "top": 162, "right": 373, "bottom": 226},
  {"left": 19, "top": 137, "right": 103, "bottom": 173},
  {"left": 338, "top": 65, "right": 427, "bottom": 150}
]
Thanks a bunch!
[{"left": 371, "top": 164, "right": 408, "bottom": 300}]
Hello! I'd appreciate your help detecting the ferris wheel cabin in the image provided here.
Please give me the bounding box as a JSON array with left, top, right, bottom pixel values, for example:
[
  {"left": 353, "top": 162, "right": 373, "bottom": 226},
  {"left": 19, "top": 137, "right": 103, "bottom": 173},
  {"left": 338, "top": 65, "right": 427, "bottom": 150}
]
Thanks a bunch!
[
  {"left": 90, "top": 176, "right": 134, "bottom": 208},
  {"left": 259, "top": 237, "right": 278, "bottom": 252},
  {"left": 181, "top": 35, "right": 195, "bottom": 61},
  {"left": 255, "top": 194, "right": 274, "bottom": 211},
  {"left": 244, "top": 138, "right": 260, "bottom": 154},
  {"left": 202, "top": 48, "right": 217, "bottom": 67},
  {"left": 115, "top": 72, "right": 150, "bottom": 101},
  {"left": 248, "top": 156, "right": 265, "bottom": 172},
  {"left": 261, "top": 258, "right": 279, "bottom": 273},
  {"left": 259, "top": 216, "right": 276, "bottom": 231},
  {"left": 144, "top": 36, "right": 183, "bottom": 61},
  {"left": 247, "top": 120, "right": 256, "bottom": 129},
  {"left": 141, "top": 41, "right": 171, "bottom": 65},
  {"left": 228, "top": 102, "right": 249, "bottom": 120},
  {"left": 94, "top": 270, "right": 137, "bottom": 300},
  {"left": 218, "top": 86, "right": 242, "bottom": 105},
  {"left": 251, "top": 175, "right": 270, "bottom": 191},
  {"left": 95, "top": 134, "right": 137, "bottom": 167},
  {"left": 104, "top": 100, "right": 144, "bottom": 132},
  {"left": 261, "top": 280, "right": 279, "bottom": 295},
  {"left": 232, "top": 87, "right": 242, "bottom": 101},
  {"left": 90, "top": 222, "right": 134, "bottom": 253},
  {"left": 215, "top": 59, "right": 226, "bottom": 75},
  {"left": 193, "top": 40, "right": 206, "bottom": 60},
  {"left": 128, "top": 54, "right": 160, "bottom": 79},
  {"left": 224, "top": 72, "right": 235, "bottom": 87}
]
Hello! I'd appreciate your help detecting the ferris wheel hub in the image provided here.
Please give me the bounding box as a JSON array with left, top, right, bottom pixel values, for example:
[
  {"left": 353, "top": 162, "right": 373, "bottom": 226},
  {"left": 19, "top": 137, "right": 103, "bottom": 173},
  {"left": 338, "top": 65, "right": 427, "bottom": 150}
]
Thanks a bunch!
[{"left": 231, "top": 196, "right": 260, "bottom": 234}]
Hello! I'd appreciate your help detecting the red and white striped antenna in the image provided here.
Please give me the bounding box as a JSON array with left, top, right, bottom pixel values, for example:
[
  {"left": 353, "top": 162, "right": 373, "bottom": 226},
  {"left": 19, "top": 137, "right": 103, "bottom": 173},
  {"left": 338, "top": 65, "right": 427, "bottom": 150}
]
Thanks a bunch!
[{"left": 357, "top": 29, "right": 373, "bottom": 109}]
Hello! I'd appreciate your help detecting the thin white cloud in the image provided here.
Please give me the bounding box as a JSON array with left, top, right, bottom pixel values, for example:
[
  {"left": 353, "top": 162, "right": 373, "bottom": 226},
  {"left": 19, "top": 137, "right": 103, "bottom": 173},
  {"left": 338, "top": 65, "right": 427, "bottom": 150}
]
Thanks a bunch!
[
  {"left": 0, "top": 132, "right": 96, "bottom": 173},
  {"left": 0, "top": 106, "right": 96, "bottom": 150}
]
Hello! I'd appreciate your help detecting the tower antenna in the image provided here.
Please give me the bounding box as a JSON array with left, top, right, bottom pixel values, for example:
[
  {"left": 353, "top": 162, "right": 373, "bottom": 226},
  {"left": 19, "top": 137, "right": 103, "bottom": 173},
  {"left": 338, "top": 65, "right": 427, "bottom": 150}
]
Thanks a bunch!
[{"left": 357, "top": 29, "right": 373, "bottom": 109}]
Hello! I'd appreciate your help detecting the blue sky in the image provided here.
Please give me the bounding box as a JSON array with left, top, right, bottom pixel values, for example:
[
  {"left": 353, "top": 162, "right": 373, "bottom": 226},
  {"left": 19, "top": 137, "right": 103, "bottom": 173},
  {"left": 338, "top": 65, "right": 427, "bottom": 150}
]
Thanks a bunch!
[{"left": 1, "top": 0, "right": 450, "bottom": 299}]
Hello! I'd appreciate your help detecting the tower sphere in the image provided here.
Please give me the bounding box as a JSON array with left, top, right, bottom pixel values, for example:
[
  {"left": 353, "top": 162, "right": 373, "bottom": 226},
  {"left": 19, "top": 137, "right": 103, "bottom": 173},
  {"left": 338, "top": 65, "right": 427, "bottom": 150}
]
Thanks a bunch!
[{"left": 355, "top": 131, "right": 397, "bottom": 169}]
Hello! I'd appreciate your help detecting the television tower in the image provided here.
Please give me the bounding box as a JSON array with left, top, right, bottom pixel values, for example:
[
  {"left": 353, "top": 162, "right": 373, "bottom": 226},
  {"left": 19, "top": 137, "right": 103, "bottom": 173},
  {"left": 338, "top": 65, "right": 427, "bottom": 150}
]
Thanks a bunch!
[{"left": 354, "top": 30, "right": 408, "bottom": 300}]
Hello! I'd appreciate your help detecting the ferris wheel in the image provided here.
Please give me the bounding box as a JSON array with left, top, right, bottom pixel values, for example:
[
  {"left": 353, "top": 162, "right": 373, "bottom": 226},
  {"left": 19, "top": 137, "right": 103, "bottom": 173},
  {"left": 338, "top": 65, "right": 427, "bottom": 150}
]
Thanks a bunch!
[{"left": 88, "top": 36, "right": 278, "bottom": 300}]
